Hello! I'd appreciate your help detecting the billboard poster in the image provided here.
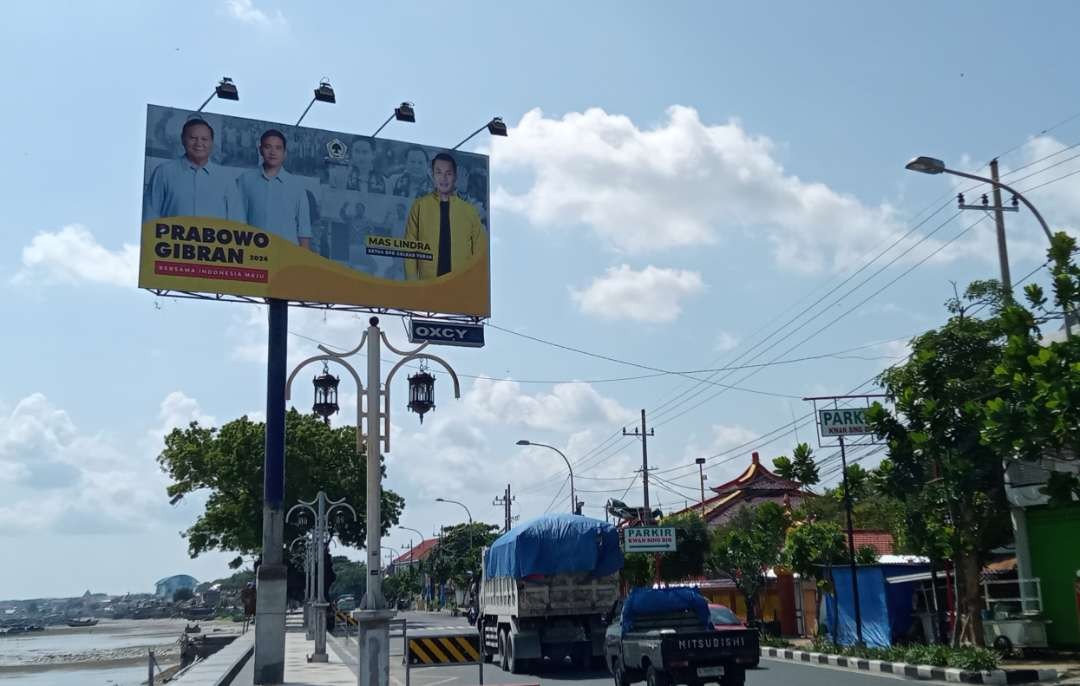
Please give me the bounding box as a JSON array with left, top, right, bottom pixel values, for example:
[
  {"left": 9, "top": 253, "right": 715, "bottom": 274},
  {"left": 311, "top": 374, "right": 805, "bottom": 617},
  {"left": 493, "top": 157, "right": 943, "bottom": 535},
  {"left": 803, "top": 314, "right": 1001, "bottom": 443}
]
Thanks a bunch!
[{"left": 139, "top": 105, "right": 491, "bottom": 317}]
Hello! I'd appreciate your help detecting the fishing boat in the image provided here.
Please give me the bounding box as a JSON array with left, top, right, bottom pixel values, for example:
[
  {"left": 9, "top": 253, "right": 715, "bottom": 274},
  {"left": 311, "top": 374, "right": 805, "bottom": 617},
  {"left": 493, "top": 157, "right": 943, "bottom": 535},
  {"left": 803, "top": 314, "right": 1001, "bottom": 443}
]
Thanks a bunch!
[{"left": 66, "top": 618, "right": 99, "bottom": 627}]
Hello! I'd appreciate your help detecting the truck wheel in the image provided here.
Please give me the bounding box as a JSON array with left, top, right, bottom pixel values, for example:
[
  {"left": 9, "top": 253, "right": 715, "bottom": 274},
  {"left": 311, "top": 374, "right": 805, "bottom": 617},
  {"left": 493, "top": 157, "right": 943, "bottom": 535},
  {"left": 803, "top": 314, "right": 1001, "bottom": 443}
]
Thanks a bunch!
[
  {"left": 507, "top": 632, "right": 522, "bottom": 674},
  {"left": 613, "top": 658, "right": 632, "bottom": 686},
  {"left": 646, "top": 665, "right": 670, "bottom": 686},
  {"left": 498, "top": 630, "right": 509, "bottom": 671}
]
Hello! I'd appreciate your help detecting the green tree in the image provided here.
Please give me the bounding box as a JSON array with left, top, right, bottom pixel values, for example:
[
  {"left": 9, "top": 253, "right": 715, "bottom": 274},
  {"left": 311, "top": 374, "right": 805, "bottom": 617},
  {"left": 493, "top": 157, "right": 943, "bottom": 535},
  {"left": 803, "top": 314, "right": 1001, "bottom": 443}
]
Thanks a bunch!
[
  {"left": 157, "top": 410, "right": 405, "bottom": 566},
  {"left": 621, "top": 553, "right": 653, "bottom": 588},
  {"left": 832, "top": 463, "right": 872, "bottom": 505},
  {"left": 773, "top": 442, "right": 820, "bottom": 489},
  {"left": 867, "top": 283, "right": 1011, "bottom": 646},
  {"left": 330, "top": 556, "right": 367, "bottom": 601},
  {"left": 983, "top": 232, "right": 1080, "bottom": 502},
  {"left": 656, "top": 511, "right": 710, "bottom": 581},
  {"left": 427, "top": 522, "right": 500, "bottom": 589},
  {"left": 384, "top": 565, "right": 422, "bottom": 606},
  {"left": 707, "top": 503, "right": 790, "bottom": 623},
  {"left": 783, "top": 520, "right": 846, "bottom": 590}
]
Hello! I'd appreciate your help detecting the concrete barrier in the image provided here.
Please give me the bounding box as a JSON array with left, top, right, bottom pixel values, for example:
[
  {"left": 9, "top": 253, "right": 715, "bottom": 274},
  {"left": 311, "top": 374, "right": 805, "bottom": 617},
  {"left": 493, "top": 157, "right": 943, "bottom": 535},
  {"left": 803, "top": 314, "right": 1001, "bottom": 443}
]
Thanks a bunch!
[{"left": 170, "top": 632, "right": 254, "bottom": 686}]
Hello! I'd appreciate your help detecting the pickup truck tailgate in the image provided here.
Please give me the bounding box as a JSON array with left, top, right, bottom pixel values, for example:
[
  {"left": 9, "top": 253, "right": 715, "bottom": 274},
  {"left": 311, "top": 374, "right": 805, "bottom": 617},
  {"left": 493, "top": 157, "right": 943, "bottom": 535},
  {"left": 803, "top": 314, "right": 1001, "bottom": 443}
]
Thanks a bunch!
[{"left": 662, "top": 630, "right": 759, "bottom": 667}]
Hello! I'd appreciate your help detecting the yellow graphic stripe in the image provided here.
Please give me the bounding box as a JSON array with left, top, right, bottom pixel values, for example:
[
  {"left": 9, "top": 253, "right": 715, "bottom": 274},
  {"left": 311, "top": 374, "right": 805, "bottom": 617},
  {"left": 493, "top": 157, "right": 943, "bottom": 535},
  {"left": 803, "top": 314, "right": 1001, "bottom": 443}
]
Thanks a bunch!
[
  {"left": 409, "top": 639, "right": 434, "bottom": 664},
  {"left": 454, "top": 636, "right": 481, "bottom": 661},
  {"left": 422, "top": 638, "right": 451, "bottom": 663},
  {"left": 437, "top": 637, "right": 467, "bottom": 662}
]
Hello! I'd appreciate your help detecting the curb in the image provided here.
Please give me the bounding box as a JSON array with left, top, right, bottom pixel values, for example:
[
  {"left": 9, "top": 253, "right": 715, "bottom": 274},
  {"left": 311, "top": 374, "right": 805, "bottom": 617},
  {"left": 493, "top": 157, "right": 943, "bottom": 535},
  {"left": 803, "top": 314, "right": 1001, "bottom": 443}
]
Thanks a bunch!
[{"left": 761, "top": 647, "right": 1058, "bottom": 684}]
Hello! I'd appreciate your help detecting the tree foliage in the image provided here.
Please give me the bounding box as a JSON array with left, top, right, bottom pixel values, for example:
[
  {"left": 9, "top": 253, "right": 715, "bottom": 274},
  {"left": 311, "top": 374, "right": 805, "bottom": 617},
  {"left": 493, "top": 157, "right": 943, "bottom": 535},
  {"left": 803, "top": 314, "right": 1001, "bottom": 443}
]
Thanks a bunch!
[
  {"left": 384, "top": 565, "right": 422, "bottom": 605},
  {"left": 782, "top": 520, "right": 846, "bottom": 592},
  {"left": 773, "top": 442, "right": 820, "bottom": 489},
  {"left": 656, "top": 511, "right": 710, "bottom": 581},
  {"left": 157, "top": 410, "right": 405, "bottom": 565},
  {"left": 427, "top": 522, "right": 500, "bottom": 589},
  {"left": 983, "top": 232, "right": 1080, "bottom": 501},
  {"left": 330, "top": 556, "right": 367, "bottom": 601},
  {"left": 867, "top": 283, "right": 1011, "bottom": 645},
  {"left": 707, "top": 503, "right": 790, "bottom": 622},
  {"left": 621, "top": 553, "right": 653, "bottom": 588}
]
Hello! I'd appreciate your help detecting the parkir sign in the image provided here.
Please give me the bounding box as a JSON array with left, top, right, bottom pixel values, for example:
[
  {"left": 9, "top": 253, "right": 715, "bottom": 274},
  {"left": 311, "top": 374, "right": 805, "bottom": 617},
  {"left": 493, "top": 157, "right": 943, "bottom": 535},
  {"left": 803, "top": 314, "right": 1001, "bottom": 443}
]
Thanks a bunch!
[{"left": 817, "top": 408, "right": 872, "bottom": 437}]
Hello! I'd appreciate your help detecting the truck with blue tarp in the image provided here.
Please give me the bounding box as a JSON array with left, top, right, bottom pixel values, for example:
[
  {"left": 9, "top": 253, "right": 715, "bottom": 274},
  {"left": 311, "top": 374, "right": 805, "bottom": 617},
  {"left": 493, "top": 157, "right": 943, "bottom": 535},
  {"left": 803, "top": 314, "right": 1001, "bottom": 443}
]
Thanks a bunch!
[
  {"left": 479, "top": 513, "right": 623, "bottom": 673},
  {"left": 605, "top": 587, "right": 758, "bottom": 686}
]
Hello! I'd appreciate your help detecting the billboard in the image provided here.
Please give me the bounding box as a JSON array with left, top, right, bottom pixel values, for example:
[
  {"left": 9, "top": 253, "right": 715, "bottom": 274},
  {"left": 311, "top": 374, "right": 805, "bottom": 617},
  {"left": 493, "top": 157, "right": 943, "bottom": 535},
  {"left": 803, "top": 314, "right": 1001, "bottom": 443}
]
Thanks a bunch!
[{"left": 139, "top": 105, "right": 490, "bottom": 317}]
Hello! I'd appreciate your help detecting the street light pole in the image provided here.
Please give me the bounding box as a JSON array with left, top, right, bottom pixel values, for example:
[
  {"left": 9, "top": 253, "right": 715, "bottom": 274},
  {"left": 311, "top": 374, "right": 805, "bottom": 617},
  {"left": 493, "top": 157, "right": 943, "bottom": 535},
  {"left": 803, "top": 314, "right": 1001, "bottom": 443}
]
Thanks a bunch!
[
  {"left": 695, "top": 458, "right": 707, "bottom": 517},
  {"left": 310, "top": 317, "right": 461, "bottom": 686},
  {"left": 905, "top": 155, "right": 1070, "bottom": 338},
  {"left": 516, "top": 440, "right": 576, "bottom": 513}
]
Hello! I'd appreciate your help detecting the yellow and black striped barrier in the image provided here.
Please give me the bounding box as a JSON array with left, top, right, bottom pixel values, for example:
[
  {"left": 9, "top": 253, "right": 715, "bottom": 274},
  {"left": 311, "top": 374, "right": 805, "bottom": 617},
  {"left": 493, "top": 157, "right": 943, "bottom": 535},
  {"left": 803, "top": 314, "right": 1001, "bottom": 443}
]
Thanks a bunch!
[{"left": 405, "top": 633, "right": 484, "bottom": 686}]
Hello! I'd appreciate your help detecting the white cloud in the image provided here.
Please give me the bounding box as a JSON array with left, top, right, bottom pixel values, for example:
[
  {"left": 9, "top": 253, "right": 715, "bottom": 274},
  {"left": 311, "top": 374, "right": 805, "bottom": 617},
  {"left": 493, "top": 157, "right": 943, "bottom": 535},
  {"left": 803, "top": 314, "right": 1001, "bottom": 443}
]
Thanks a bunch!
[
  {"left": 0, "top": 393, "right": 180, "bottom": 534},
  {"left": 15, "top": 225, "right": 138, "bottom": 288},
  {"left": 714, "top": 330, "right": 740, "bottom": 352},
  {"left": 570, "top": 264, "right": 704, "bottom": 322},
  {"left": 492, "top": 106, "right": 915, "bottom": 272},
  {"left": 153, "top": 391, "right": 217, "bottom": 440},
  {"left": 464, "top": 378, "right": 635, "bottom": 431},
  {"left": 224, "top": 0, "right": 287, "bottom": 28}
]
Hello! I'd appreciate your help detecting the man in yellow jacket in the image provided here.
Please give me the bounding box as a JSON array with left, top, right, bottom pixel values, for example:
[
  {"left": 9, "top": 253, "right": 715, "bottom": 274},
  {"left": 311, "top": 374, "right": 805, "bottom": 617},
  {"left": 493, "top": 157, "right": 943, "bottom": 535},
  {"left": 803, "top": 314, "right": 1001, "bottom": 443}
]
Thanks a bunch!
[{"left": 403, "top": 152, "right": 485, "bottom": 280}]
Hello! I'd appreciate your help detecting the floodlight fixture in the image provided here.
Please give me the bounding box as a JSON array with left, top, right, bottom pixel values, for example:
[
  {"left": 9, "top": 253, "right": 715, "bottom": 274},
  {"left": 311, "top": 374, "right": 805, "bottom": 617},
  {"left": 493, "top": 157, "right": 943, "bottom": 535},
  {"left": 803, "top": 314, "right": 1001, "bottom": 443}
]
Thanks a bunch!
[
  {"left": 904, "top": 156, "right": 946, "bottom": 175},
  {"left": 452, "top": 116, "right": 509, "bottom": 150},
  {"left": 297, "top": 78, "right": 336, "bottom": 126},
  {"left": 196, "top": 77, "right": 239, "bottom": 112},
  {"left": 372, "top": 101, "right": 416, "bottom": 137}
]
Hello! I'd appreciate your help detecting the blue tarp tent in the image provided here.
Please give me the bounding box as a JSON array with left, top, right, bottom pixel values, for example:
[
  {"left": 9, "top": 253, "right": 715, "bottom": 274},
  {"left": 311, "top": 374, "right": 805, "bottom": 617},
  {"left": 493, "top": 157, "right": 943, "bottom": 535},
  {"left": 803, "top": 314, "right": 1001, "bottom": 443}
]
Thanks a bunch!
[
  {"left": 822, "top": 564, "right": 926, "bottom": 647},
  {"left": 484, "top": 513, "right": 623, "bottom": 578}
]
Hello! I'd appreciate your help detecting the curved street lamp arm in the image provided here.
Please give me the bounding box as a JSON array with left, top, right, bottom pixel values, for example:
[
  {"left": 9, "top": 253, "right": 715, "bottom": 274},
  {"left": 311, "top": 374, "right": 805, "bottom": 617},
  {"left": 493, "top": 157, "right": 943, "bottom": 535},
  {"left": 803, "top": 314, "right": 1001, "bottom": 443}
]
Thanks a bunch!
[
  {"left": 318, "top": 331, "right": 369, "bottom": 359},
  {"left": 382, "top": 352, "right": 462, "bottom": 452},
  {"left": 380, "top": 330, "right": 429, "bottom": 357},
  {"left": 326, "top": 501, "right": 358, "bottom": 523},
  {"left": 285, "top": 355, "right": 362, "bottom": 402},
  {"left": 943, "top": 168, "right": 1053, "bottom": 241},
  {"left": 286, "top": 502, "right": 317, "bottom": 524}
]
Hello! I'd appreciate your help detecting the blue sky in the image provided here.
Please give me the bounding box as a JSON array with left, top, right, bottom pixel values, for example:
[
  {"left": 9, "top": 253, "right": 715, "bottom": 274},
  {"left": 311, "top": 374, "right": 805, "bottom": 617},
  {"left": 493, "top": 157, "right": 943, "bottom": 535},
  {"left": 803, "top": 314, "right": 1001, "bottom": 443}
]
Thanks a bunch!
[{"left": 3, "top": 0, "right": 1080, "bottom": 599}]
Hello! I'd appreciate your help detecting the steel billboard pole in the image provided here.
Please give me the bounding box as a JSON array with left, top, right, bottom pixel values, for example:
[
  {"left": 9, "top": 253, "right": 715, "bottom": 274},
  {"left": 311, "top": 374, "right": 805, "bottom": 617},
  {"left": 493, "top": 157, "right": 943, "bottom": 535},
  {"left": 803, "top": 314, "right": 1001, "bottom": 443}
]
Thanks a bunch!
[{"left": 254, "top": 299, "right": 288, "bottom": 684}]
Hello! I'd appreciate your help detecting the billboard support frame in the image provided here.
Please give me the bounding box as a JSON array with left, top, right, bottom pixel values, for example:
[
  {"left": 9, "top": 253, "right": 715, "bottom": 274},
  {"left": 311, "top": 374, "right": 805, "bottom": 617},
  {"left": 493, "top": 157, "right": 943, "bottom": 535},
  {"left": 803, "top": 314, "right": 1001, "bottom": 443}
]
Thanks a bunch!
[{"left": 148, "top": 290, "right": 487, "bottom": 324}]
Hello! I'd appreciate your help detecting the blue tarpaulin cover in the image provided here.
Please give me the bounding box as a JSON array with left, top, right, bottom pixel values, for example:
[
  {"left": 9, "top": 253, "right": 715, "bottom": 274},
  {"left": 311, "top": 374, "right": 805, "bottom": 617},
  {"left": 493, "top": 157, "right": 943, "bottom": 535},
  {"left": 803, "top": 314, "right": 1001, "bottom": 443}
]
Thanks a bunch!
[
  {"left": 822, "top": 565, "right": 924, "bottom": 648},
  {"left": 483, "top": 513, "right": 623, "bottom": 579},
  {"left": 620, "top": 587, "right": 711, "bottom": 633}
]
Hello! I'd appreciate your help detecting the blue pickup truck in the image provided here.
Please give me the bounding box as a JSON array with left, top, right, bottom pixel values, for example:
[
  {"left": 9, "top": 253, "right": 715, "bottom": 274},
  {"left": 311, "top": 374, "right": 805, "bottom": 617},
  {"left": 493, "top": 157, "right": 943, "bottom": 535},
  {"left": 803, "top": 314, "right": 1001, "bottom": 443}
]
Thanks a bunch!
[{"left": 605, "top": 588, "right": 758, "bottom": 686}]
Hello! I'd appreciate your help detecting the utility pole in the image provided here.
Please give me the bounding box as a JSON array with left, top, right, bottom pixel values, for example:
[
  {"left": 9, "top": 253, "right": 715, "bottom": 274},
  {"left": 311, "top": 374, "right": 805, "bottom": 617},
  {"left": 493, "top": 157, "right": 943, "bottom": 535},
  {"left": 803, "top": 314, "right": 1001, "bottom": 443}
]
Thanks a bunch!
[
  {"left": 493, "top": 484, "right": 514, "bottom": 532},
  {"left": 623, "top": 409, "right": 655, "bottom": 521},
  {"left": 957, "top": 159, "right": 1017, "bottom": 294},
  {"left": 695, "top": 457, "right": 707, "bottom": 517}
]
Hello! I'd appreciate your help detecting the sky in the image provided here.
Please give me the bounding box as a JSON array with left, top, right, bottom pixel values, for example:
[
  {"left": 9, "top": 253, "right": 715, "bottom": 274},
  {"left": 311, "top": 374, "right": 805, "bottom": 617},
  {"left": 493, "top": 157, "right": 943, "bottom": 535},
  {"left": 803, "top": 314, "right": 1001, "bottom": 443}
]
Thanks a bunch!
[{"left": 3, "top": 0, "right": 1080, "bottom": 600}]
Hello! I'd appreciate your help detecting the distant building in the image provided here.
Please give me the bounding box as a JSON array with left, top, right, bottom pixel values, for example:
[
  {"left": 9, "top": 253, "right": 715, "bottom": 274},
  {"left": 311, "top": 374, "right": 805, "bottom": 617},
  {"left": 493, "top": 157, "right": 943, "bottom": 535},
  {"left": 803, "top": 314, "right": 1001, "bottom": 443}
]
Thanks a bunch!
[
  {"left": 155, "top": 574, "right": 198, "bottom": 598},
  {"left": 668, "top": 451, "right": 810, "bottom": 527}
]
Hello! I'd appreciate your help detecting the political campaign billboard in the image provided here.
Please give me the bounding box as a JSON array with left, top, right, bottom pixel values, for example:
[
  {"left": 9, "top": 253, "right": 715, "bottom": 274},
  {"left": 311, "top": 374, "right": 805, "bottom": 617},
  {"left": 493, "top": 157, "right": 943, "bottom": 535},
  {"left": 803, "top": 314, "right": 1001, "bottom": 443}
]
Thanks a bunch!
[{"left": 139, "top": 105, "right": 490, "bottom": 317}]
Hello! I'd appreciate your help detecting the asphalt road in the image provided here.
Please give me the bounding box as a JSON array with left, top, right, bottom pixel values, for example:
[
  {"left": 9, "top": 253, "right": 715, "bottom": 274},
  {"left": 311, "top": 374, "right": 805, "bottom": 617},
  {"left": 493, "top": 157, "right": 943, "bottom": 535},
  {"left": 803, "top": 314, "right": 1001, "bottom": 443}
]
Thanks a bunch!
[{"left": 369, "top": 612, "right": 950, "bottom": 686}]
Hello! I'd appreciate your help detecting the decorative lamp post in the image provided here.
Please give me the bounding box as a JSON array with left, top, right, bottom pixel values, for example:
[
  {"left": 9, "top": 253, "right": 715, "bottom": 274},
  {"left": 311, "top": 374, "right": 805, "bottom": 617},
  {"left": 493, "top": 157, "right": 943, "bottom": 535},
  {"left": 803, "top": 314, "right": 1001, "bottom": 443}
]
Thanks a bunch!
[
  {"left": 284, "top": 316, "right": 461, "bottom": 686},
  {"left": 287, "top": 492, "right": 356, "bottom": 663},
  {"left": 312, "top": 363, "right": 340, "bottom": 425},
  {"left": 407, "top": 366, "right": 436, "bottom": 423}
]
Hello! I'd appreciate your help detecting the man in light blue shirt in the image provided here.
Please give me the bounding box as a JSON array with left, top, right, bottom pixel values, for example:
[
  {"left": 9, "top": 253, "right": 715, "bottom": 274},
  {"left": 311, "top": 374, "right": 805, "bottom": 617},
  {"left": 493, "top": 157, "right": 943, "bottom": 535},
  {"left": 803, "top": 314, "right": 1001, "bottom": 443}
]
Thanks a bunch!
[
  {"left": 236, "top": 129, "right": 313, "bottom": 249},
  {"left": 143, "top": 118, "right": 241, "bottom": 222}
]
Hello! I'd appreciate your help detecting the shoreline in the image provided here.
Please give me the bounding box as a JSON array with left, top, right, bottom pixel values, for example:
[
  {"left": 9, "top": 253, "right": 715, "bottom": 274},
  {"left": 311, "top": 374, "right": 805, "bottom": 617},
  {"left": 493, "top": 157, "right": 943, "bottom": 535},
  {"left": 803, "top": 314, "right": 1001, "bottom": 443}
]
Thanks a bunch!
[{"left": 0, "top": 653, "right": 180, "bottom": 673}]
